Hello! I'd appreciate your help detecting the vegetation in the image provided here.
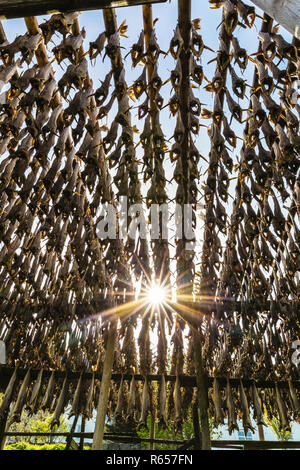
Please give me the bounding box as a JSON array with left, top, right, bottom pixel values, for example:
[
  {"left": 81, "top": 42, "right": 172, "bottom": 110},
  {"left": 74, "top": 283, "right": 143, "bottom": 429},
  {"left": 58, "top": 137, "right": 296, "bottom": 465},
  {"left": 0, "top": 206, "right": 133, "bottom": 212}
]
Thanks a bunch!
[
  {"left": 264, "top": 411, "right": 293, "bottom": 442},
  {"left": 4, "top": 442, "right": 68, "bottom": 451},
  {"left": 137, "top": 413, "right": 223, "bottom": 450},
  {"left": 0, "top": 393, "right": 69, "bottom": 445}
]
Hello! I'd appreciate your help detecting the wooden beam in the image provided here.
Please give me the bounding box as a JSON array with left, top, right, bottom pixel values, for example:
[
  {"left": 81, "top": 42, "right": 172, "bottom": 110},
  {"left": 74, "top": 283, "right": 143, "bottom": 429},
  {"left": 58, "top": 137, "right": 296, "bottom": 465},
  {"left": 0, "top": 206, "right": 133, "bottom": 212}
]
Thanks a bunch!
[
  {"left": 192, "top": 328, "right": 211, "bottom": 450},
  {"left": 0, "top": 409, "right": 9, "bottom": 451},
  {"left": 0, "top": 0, "right": 167, "bottom": 20},
  {"left": 250, "top": 0, "right": 300, "bottom": 38},
  {"left": 92, "top": 319, "right": 117, "bottom": 450},
  {"left": 149, "top": 409, "right": 156, "bottom": 450},
  {"left": 4, "top": 432, "right": 300, "bottom": 449},
  {"left": 1, "top": 365, "right": 300, "bottom": 391},
  {"left": 192, "top": 403, "right": 201, "bottom": 450},
  {"left": 65, "top": 415, "right": 79, "bottom": 450}
]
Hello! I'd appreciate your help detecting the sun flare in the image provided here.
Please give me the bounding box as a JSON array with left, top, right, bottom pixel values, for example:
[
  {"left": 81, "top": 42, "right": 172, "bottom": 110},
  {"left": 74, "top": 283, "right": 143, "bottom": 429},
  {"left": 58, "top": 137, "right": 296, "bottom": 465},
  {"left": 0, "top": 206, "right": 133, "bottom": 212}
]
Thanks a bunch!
[{"left": 146, "top": 284, "right": 167, "bottom": 306}]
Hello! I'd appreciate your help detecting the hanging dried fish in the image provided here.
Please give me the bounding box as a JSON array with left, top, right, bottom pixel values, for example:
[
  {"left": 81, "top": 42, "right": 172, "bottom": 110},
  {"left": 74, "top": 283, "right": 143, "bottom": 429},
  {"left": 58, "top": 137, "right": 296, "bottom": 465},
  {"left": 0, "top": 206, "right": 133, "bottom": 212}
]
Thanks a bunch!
[
  {"left": 27, "top": 369, "right": 43, "bottom": 414},
  {"left": 0, "top": 367, "right": 18, "bottom": 418},
  {"left": 173, "top": 374, "right": 183, "bottom": 434},
  {"left": 69, "top": 372, "right": 83, "bottom": 418},
  {"left": 132, "top": 66, "right": 147, "bottom": 99},
  {"left": 94, "top": 70, "right": 113, "bottom": 107},
  {"left": 83, "top": 373, "right": 95, "bottom": 420},
  {"left": 89, "top": 32, "right": 106, "bottom": 60},
  {"left": 41, "top": 371, "right": 55, "bottom": 411},
  {"left": 225, "top": 89, "right": 243, "bottom": 123},
  {"left": 138, "top": 376, "right": 150, "bottom": 430},
  {"left": 128, "top": 31, "right": 144, "bottom": 67},
  {"left": 229, "top": 65, "right": 246, "bottom": 99},
  {"left": 170, "top": 25, "right": 184, "bottom": 60},
  {"left": 171, "top": 59, "right": 182, "bottom": 90},
  {"left": 275, "top": 383, "right": 291, "bottom": 432},
  {"left": 51, "top": 375, "right": 68, "bottom": 429},
  {"left": 223, "top": 0, "right": 238, "bottom": 35},
  {"left": 158, "top": 374, "right": 167, "bottom": 430},
  {"left": 9, "top": 369, "right": 31, "bottom": 424},
  {"left": 231, "top": 36, "right": 248, "bottom": 70},
  {"left": 212, "top": 377, "right": 225, "bottom": 425},
  {"left": 288, "top": 379, "right": 300, "bottom": 419},
  {"left": 226, "top": 378, "right": 239, "bottom": 434},
  {"left": 236, "top": 0, "right": 255, "bottom": 28},
  {"left": 126, "top": 375, "right": 137, "bottom": 423},
  {"left": 114, "top": 375, "right": 126, "bottom": 422},
  {"left": 239, "top": 379, "right": 255, "bottom": 435}
]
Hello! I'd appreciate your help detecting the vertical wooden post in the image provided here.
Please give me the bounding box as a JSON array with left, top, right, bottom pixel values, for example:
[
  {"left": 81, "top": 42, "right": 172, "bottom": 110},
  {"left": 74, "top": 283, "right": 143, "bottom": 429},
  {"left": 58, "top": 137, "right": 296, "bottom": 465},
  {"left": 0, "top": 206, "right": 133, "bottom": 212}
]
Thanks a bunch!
[
  {"left": 178, "top": 0, "right": 191, "bottom": 201},
  {"left": 149, "top": 409, "right": 156, "bottom": 450},
  {"left": 92, "top": 320, "right": 117, "bottom": 450},
  {"left": 0, "top": 409, "right": 9, "bottom": 451},
  {"left": 258, "top": 424, "right": 265, "bottom": 441},
  {"left": 177, "top": 0, "right": 211, "bottom": 451},
  {"left": 79, "top": 417, "right": 86, "bottom": 450},
  {"left": 24, "top": 17, "right": 49, "bottom": 66},
  {"left": 142, "top": 4, "right": 156, "bottom": 127},
  {"left": 192, "top": 328, "right": 211, "bottom": 450},
  {"left": 65, "top": 415, "right": 78, "bottom": 450},
  {"left": 192, "top": 402, "right": 201, "bottom": 450}
]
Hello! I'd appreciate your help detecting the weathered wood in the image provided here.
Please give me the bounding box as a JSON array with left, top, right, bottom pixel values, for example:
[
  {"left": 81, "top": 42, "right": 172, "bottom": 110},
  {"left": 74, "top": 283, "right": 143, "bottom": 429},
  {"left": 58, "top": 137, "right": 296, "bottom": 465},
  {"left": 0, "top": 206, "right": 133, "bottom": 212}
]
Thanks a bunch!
[
  {"left": 1, "top": 365, "right": 300, "bottom": 392},
  {"left": 4, "top": 431, "right": 300, "bottom": 449},
  {"left": 258, "top": 424, "right": 265, "bottom": 442},
  {"left": 142, "top": 4, "right": 156, "bottom": 127},
  {"left": 192, "top": 328, "right": 211, "bottom": 450},
  {"left": 192, "top": 403, "right": 201, "bottom": 450},
  {"left": 149, "top": 409, "right": 155, "bottom": 450},
  {"left": 0, "top": 409, "right": 9, "bottom": 451},
  {"left": 92, "top": 319, "right": 117, "bottom": 450},
  {"left": 24, "top": 16, "right": 48, "bottom": 67},
  {"left": 250, "top": 0, "right": 300, "bottom": 38},
  {"left": 0, "top": 0, "right": 167, "bottom": 20},
  {"left": 79, "top": 417, "right": 86, "bottom": 451},
  {"left": 65, "top": 415, "right": 79, "bottom": 450}
]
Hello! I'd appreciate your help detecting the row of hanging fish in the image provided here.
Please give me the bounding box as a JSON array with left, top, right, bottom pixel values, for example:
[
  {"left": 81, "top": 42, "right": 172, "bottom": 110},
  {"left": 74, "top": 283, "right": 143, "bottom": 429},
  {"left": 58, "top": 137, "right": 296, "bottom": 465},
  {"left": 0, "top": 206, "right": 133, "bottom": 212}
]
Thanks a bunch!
[{"left": 1, "top": 367, "right": 300, "bottom": 436}]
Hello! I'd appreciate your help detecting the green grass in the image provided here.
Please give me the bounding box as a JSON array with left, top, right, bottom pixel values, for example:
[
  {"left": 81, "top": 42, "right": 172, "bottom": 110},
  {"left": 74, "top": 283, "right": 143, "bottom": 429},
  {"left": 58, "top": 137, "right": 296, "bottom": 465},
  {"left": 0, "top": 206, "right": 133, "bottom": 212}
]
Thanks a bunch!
[{"left": 4, "top": 442, "right": 91, "bottom": 450}]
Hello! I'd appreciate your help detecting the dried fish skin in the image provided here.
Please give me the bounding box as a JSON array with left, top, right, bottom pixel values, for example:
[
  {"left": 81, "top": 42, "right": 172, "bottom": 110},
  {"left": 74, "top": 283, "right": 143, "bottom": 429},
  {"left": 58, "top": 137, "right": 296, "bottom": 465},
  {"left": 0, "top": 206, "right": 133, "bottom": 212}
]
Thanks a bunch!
[{"left": 212, "top": 377, "right": 225, "bottom": 426}]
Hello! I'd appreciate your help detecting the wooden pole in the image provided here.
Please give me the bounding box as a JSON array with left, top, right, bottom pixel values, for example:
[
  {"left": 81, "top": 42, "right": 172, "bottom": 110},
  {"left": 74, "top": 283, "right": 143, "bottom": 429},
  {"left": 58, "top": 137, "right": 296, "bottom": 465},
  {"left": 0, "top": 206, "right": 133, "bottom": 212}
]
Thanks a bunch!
[
  {"left": 79, "top": 417, "right": 86, "bottom": 450},
  {"left": 65, "top": 415, "right": 78, "bottom": 450},
  {"left": 192, "top": 328, "right": 211, "bottom": 450},
  {"left": 149, "top": 409, "right": 156, "bottom": 450},
  {"left": 192, "top": 402, "right": 201, "bottom": 450},
  {"left": 92, "top": 319, "right": 117, "bottom": 450},
  {"left": 0, "top": 0, "right": 167, "bottom": 20},
  {"left": 142, "top": 4, "right": 156, "bottom": 127},
  {"left": 177, "top": 0, "right": 211, "bottom": 451},
  {"left": 178, "top": 0, "right": 191, "bottom": 203},
  {"left": 0, "top": 409, "right": 9, "bottom": 451},
  {"left": 258, "top": 424, "right": 265, "bottom": 441},
  {"left": 24, "top": 17, "right": 49, "bottom": 66}
]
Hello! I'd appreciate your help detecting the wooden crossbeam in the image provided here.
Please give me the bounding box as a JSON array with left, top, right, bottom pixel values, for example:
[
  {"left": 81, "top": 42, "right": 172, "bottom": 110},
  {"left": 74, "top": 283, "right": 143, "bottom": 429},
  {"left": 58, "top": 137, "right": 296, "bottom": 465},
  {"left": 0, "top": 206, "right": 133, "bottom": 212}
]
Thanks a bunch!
[
  {"left": 0, "top": 0, "right": 167, "bottom": 20},
  {"left": 250, "top": 0, "right": 300, "bottom": 38},
  {"left": 4, "top": 432, "right": 300, "bottom": 450},
  {"left": 1, "top": 365, "right": 300, "bottom": 391}
]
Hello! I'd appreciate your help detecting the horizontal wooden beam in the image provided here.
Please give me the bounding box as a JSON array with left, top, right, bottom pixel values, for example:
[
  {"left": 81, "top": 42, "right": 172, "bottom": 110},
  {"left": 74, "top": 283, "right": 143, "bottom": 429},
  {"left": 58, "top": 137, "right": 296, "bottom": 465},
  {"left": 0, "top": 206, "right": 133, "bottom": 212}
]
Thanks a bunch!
[
  {"left": 4, "top": 432, "right": 300, "bottom": 449},
  {"left": 250, "top": 0, "right": 300, "bottom": 38},
  {"left": 1, "top": 365, "right": 300, "bottom": 391},
  {"left": 0, "top": 0, "right": 167, "bottom": 20}
]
